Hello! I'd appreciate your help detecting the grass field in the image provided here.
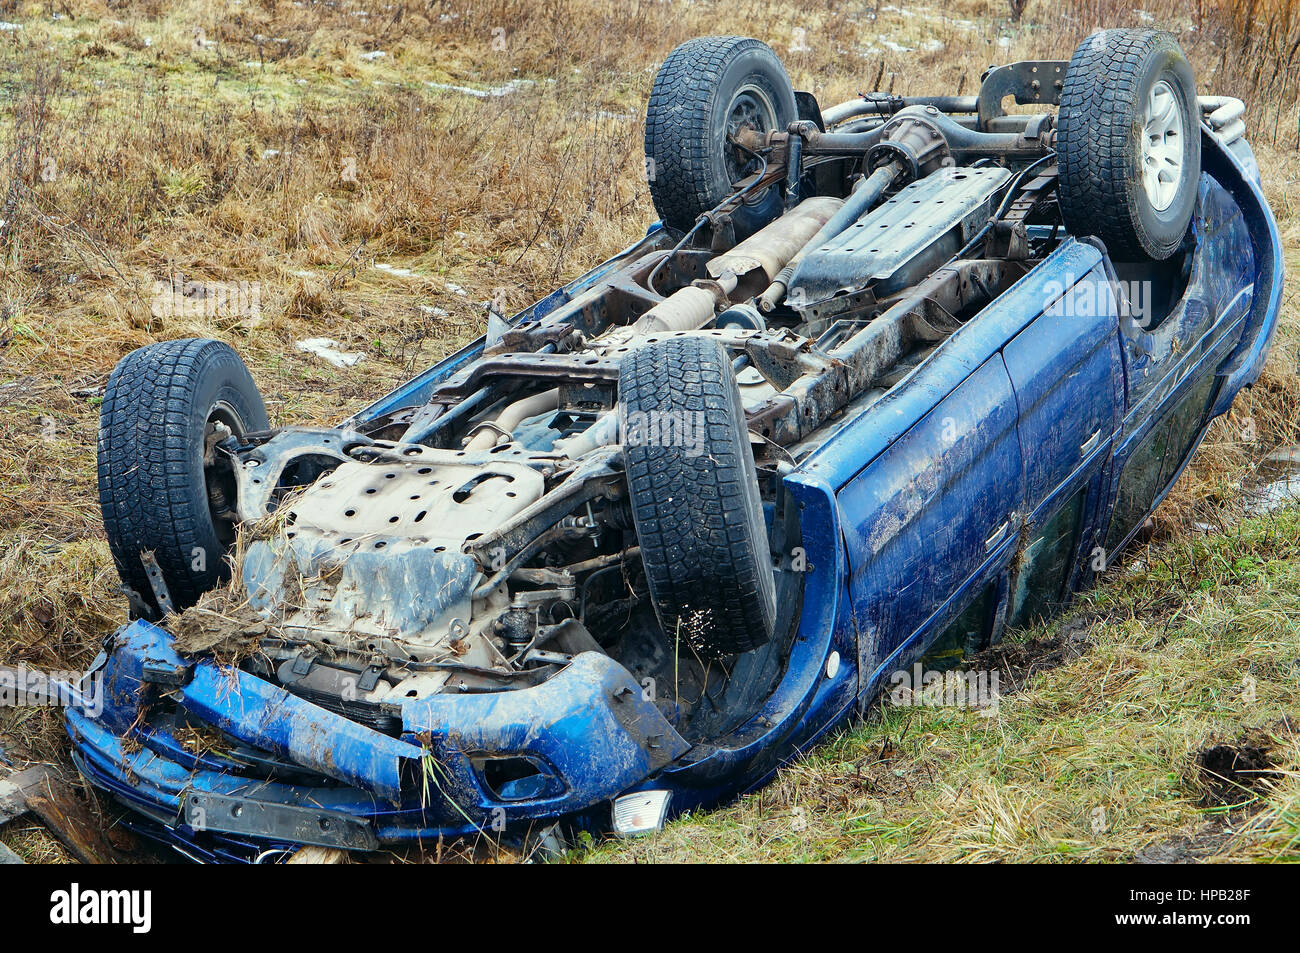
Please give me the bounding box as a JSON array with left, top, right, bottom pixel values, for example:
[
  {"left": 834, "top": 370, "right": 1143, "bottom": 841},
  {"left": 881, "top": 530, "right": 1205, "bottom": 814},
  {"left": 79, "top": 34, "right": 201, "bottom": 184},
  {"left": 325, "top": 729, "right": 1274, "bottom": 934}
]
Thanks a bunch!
[{"left": 0, "top": 0, "right": 1297, "bottom": 862}]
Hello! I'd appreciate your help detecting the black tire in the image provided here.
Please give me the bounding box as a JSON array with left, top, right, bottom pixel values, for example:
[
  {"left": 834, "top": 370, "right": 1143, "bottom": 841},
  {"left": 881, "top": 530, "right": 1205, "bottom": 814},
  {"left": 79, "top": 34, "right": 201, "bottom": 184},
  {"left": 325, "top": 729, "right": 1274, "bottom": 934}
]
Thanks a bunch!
[
  {"left": 98, "top": 338, "right": 268, "bottom": 619},
  {"left": 1057, "top": 29, "right": 1200, "bottom": 261},
  {"left": 619, "top": 336, "right": 776, "bottom": 659},
  {"left": 644, "top": 36, "right": 796, "bottom": 240}
]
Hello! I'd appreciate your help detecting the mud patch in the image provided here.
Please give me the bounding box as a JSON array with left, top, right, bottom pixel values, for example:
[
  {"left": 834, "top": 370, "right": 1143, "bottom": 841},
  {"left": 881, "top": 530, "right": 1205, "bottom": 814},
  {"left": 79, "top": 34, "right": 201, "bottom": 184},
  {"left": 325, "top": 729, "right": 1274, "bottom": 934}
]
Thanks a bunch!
[
  {"left": 168, "top": 593, "right": 268, "bottom": 663},
  {"left": 1134, "top": 725, "right": 1293, "bottom": 863},
  {"left": 967, "top": 615, "right": 1093, "bottom": 694},
  {"left": 1195, "top": 732, "right": 1282, "bottom": 806},
  {"left": 1133, "top": 817, "right": 1242, "bottom": 863}
]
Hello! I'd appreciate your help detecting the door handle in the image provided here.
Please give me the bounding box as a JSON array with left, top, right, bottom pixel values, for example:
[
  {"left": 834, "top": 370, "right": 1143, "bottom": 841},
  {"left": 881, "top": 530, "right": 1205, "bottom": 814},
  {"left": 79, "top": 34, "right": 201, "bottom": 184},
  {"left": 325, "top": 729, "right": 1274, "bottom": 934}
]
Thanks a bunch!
[
  {"left": 984, "top": 521, "right": 1010, "bottom": 552},
  {"left": 1080, "top": 429, "right": 1101, "bottom": 456}
]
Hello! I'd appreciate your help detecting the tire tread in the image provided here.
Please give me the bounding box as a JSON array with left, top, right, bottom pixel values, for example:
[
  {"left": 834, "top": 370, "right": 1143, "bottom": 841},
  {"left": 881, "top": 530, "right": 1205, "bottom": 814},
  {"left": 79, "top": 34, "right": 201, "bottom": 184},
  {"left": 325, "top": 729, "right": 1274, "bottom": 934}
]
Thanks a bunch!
[
  {"left": 97, "top": 338, "right": 265, "bottom": 617},
  {"left": 620, "top": 336, "right": 775, "bottom": 658},
  {"left": 645, "top": 36, "right": 782, "bottom": 232},
  {"left": 1057, "top": 29, "right": 1196, "bottom": 260}
]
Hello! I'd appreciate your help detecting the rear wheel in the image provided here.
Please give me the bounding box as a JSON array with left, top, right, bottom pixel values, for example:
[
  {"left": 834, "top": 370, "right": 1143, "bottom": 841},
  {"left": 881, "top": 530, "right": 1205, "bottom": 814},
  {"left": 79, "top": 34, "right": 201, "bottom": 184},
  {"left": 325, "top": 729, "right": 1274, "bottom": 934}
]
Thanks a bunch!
[
  {"left": 619, "top": 336, "right": 776, "bottom": 659},
  {"left": 1057, "top": 29, "right": 1200, "bottom": 261},
  {"left": 644, "top": 36, "right": 796, "bottom": 239},
  {"left": 98, "top": 338, "right": 268, "bottom": 618}
]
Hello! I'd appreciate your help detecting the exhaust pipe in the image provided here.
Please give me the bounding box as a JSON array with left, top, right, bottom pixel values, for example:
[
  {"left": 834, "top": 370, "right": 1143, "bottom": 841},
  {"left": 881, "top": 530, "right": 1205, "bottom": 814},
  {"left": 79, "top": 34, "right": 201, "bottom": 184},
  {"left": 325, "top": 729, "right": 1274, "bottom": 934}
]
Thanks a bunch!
[
  {"left": 629, "top": 195, "right": 844, "bottom": 335},
  {"left": 760, "top": 161, "right": 900, "bottom": 312},
  {"left": 464, "top": 388, "right": 560, "bottom": 451}
]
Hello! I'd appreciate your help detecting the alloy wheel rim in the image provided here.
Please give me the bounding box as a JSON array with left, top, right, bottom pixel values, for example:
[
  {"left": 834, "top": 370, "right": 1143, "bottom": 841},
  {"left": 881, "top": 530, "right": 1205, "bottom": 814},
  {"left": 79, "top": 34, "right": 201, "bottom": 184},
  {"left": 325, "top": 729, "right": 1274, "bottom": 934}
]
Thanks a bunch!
[{"left": 1141, "top": 79, "right": 1184, "bottom": 212}]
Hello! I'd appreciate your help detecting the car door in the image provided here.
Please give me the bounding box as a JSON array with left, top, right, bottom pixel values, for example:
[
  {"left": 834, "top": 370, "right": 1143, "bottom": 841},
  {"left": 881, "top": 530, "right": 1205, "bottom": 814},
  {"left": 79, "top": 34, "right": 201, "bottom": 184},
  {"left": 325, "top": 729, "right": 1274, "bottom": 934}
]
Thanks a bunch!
[
  {"left": 837, "top": 355, "right": 1024, "bottom": 684},
  {"left": 1001, "top": 265, "right": 1124, "bottom": 626}
]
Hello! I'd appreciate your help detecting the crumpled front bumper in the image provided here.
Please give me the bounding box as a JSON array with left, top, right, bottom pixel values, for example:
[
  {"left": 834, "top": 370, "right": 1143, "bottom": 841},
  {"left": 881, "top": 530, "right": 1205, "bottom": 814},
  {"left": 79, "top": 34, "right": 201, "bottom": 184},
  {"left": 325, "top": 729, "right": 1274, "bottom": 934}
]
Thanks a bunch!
[{"left": 66, "top": 620, "right": 688, "bottom": 859}]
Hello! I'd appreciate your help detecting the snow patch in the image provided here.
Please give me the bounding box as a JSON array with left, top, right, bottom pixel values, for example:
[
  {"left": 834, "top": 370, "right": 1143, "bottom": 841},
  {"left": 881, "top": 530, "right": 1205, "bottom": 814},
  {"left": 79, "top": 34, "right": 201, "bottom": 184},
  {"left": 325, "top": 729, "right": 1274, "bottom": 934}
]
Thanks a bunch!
[
  {"left": 296, "top": 338, "right": 366, "bottom": 368},
  {"left": 426, "top": 79, "right": 534, "bottom": 99}
]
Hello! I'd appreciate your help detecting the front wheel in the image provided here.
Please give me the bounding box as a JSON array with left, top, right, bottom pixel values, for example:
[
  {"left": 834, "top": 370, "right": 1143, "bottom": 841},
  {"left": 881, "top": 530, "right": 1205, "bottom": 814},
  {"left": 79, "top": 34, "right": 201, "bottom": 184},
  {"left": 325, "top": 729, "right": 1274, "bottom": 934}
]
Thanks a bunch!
[
  {"left": 98, "top": 338, "right": 268, "bottom": 618},
  {"left": 619, "top": 335, "right": 777, "bottom": 659},
  {"left": 1057, "top": 29, "right": 1200, "bottom": 261}
]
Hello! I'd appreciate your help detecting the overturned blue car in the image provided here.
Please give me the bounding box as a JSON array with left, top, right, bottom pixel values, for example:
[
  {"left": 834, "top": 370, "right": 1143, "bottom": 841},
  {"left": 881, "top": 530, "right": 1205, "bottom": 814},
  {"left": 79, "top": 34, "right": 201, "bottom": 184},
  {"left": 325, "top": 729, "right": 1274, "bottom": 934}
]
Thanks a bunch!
[{"left": 69, "top": 30, "right": 1281, "bottom": 861}]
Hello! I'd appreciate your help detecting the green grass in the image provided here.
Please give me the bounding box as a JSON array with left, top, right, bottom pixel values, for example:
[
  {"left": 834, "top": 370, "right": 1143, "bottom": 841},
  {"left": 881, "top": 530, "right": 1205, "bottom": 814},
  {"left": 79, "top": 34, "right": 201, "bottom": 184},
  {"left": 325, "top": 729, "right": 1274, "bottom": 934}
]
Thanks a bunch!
[{"left": 582, "top": 509, "right": 1300, "bottom": 863}]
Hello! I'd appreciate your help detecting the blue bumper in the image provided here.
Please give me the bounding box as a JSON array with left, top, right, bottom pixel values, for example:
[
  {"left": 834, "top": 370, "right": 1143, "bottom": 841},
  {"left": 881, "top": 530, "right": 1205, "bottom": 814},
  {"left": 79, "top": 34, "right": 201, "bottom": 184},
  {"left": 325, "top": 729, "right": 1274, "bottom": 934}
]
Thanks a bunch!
[{"left": 67, "top": 620, "right": 688, "bottom": 855}]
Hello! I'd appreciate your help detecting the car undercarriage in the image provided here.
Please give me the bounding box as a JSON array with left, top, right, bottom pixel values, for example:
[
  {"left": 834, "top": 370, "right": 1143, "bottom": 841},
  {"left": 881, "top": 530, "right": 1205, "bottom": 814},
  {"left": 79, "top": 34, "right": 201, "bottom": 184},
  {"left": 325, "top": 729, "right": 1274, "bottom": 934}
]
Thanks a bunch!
[{"left": 203, "top": 121, "right": 1051, "bottom": 741}]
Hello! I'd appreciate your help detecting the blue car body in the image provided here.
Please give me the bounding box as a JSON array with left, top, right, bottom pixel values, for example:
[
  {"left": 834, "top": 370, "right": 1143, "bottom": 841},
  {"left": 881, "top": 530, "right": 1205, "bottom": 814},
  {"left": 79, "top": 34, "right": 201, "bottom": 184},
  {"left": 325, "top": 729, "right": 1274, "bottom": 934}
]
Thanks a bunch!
[{"left": 67, "top": 127, "right": 1281, "bottom": 862}]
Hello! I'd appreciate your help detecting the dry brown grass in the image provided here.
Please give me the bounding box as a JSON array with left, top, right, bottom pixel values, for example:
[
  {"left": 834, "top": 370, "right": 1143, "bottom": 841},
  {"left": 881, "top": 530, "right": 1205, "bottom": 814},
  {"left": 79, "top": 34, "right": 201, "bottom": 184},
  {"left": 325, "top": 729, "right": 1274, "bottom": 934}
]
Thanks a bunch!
[{"left": 0, "top": 0, "right": 1296, "bottom": 861}]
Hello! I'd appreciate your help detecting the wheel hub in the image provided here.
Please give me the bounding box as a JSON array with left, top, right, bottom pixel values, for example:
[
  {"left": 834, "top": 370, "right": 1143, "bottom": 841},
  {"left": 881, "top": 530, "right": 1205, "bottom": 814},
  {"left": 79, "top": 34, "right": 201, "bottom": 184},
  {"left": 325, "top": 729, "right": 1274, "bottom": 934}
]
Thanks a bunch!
[
  {"left": 725, "top": 83, "right": 777, "bottom": 187},
  {"left": 204, "top": 402, "right": 246, "bottom": 545}
]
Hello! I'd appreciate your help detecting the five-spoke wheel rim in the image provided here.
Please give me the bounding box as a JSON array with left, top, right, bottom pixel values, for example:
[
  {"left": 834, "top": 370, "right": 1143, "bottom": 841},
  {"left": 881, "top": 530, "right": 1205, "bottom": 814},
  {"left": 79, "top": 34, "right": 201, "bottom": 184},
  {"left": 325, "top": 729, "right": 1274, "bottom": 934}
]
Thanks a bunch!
[{"left": 1141, "top": 79, "right": 1184, "bottom": 212}]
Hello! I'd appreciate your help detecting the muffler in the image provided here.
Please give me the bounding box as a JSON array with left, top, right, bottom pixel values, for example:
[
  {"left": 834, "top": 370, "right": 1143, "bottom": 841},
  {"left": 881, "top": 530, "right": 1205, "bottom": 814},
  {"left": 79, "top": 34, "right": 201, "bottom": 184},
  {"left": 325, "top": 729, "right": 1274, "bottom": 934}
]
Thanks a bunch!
[{"left": 629, "top": 195, "right": 844, "bottom": 335}]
